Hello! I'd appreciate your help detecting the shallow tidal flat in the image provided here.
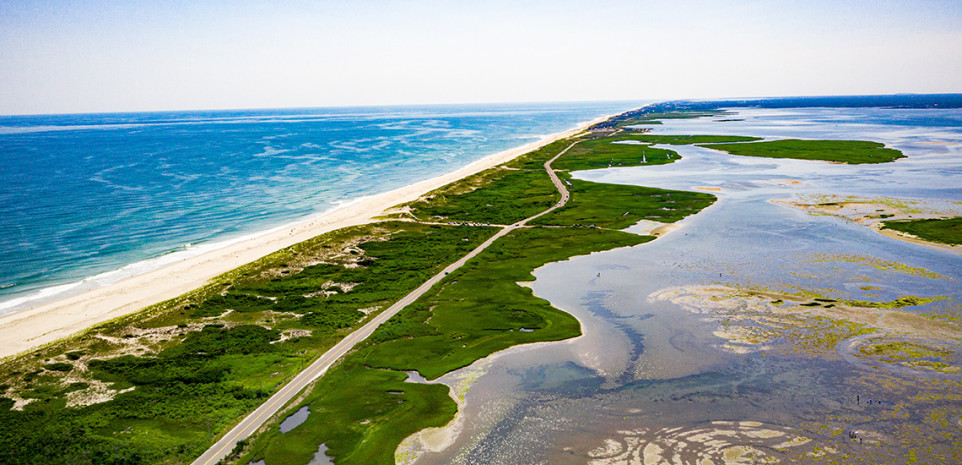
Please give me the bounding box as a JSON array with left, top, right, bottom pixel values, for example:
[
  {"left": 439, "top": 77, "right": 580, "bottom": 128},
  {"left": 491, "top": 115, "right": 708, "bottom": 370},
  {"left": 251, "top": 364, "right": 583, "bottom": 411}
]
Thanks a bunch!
[{"left": 412, "top": 108, "right": 962, "bottom": 465}]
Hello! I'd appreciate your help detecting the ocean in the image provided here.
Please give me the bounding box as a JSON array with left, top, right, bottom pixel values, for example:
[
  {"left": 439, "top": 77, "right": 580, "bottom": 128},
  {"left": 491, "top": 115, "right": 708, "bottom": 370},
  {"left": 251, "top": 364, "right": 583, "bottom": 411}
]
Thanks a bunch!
[{"left": 0, "top": 101, "right": 641, "bottom": 314}]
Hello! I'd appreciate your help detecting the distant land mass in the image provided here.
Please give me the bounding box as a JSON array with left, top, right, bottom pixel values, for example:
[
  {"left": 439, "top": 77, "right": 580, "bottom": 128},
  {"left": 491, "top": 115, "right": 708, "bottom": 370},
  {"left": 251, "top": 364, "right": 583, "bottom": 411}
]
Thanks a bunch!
[{"left": 593, "top": 93, "right": 962, "bottom": 130}]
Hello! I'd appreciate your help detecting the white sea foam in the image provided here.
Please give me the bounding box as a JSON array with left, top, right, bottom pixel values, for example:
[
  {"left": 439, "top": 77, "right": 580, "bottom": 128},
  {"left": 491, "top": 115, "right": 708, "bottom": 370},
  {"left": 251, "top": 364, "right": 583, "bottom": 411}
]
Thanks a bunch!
[{"left": 0, "top": 196, "right": 373, "bottom": 316}]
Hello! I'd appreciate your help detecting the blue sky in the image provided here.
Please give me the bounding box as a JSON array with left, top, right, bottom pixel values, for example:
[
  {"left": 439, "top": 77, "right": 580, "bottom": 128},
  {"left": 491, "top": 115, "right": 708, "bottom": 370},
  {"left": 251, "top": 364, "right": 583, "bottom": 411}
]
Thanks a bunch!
[{"left": 1, "top": 0, "right": 960, "bottom": 114}]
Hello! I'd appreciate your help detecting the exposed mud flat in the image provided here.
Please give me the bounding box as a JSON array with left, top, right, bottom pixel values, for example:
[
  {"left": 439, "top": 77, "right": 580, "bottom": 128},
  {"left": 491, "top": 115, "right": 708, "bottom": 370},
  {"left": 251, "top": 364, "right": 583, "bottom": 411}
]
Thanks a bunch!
[{"left": 774, "top": 194, "right": 962, "bottom": 254}]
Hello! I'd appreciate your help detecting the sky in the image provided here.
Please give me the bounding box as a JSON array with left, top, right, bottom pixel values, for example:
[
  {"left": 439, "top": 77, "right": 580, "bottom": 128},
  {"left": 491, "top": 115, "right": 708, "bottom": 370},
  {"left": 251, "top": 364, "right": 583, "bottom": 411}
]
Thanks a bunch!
[{"left": 1, "top": 0, "right": 961, "bottom": 115}]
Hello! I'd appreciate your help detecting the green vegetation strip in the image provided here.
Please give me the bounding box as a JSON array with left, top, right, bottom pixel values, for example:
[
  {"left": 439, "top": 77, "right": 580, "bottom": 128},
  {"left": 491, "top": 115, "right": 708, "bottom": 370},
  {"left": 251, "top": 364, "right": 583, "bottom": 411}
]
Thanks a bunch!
[
  {"left": 406, "top": 168, "right": 556, "bottom": 224},
  {"left": 700, "top": 139, "right": 905, "bottom": 164},
  {"left": 593, "top": 110, "right": 730, "bottom": 129},
  {"left": 504, "top": 136, "right": 678, "bottom": 171},
  {"left": 533, "top": 176, "right": 715, "bottom": 229},
  {"left": 842, "top": 295, "right": 948, "bottom": 310},
  {"left": 859, "top": 341, "right": 951, "bottom": 360},
  {"left": 545, "top": 138, "right": 678, "bottom": 171},
  {"left": 882, "top": 217, "right": 962, "bottom": 246}
]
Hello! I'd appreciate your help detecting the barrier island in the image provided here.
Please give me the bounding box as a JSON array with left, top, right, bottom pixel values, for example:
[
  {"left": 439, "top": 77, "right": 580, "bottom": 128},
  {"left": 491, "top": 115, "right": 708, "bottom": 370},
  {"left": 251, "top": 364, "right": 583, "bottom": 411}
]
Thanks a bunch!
[{"left": 0, "top": 104, "right": 933, "bottom": 465}]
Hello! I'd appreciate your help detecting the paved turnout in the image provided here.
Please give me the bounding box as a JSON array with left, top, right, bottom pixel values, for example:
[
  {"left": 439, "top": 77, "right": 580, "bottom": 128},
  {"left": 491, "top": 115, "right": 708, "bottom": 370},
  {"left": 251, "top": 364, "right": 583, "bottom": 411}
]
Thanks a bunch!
[{"left": 191, "top": 140, "right": 580, "bottom": 465}]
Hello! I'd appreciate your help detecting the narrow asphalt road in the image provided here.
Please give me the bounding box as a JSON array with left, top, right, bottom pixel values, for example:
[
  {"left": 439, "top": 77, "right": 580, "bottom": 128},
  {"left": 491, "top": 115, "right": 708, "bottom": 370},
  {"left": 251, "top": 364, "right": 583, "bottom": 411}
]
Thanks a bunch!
[{"left": 191, "top": 140, "right": 580, "bottom": 465}]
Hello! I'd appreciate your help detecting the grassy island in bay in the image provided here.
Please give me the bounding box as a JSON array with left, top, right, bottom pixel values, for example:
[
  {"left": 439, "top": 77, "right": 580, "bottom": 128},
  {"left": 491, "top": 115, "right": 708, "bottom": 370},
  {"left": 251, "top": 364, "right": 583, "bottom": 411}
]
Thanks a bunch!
[
  {"left": 880, "top": 217, "right": 962, "bottom": 246},
  {"left": 700, "top": 139, "right": 905, "bottom": 164}
]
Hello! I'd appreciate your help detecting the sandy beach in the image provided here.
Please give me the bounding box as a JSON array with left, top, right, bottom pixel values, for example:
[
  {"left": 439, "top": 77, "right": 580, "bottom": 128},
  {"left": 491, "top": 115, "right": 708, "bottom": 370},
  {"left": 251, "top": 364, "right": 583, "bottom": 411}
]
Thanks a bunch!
[{"left": 0, "top": 113, "right": 618, "bottom": 360}]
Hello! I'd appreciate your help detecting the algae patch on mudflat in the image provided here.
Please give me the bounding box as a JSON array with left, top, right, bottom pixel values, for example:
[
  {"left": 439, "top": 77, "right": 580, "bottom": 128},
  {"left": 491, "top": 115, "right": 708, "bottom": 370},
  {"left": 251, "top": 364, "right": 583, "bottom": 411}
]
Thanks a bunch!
[
  {"left": 853, "top": 338, "right": 961, "bottom": 374},
  {"left": 650, "top": 285, "right": 959, "bottom": 359},
  {"left": 807, "top": 253, "right": 951, "bottom": 281}
]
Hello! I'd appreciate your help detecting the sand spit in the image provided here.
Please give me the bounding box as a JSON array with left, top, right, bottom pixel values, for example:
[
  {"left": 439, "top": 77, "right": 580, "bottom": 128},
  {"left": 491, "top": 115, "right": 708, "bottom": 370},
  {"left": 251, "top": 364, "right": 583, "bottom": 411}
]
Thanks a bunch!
[
  {"left": 773, "top": 194, "right": 962, "bottom": 254},
  {"left": 0, "top": 113, "right": 617, "bottom": 360}
]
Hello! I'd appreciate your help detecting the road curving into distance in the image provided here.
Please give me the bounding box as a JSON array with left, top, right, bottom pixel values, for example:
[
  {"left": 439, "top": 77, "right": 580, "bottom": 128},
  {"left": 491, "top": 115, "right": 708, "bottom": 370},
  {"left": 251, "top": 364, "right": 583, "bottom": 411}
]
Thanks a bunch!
[{"left": 192, "top": 140, "right": 581, "bottom": 465}]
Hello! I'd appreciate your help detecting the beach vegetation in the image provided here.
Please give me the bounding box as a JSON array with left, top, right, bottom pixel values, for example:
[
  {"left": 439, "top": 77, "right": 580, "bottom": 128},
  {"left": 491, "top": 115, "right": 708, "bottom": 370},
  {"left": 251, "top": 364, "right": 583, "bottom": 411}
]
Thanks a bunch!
[
  {"left": 405, "top": 168, "right": 556, "bottom": 224},
  {"left": 0, "top": 221, "right": 494, "bottom": 465},
  {"left": 237, "top": 228, "right": 655, "bottom": 465},
  {"left": 42, "top": 362, "right": 73, "bottom": 372}
]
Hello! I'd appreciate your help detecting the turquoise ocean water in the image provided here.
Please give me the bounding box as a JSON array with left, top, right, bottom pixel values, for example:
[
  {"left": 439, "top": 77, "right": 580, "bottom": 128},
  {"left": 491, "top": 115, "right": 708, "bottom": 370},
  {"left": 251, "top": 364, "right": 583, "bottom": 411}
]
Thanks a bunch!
[{"left": 0, "top": 101, "right": 640, "bottom": 314}]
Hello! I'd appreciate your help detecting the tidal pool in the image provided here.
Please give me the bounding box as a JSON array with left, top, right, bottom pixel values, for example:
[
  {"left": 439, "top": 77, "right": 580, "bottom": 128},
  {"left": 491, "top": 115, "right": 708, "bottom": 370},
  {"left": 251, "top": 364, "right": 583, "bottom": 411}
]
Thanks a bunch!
[
  {"left": 406, "top": 108, "right": 962, "bottom": 465},
  {"left": 279, "top": 405, "right": 311, "bottom": 433}
]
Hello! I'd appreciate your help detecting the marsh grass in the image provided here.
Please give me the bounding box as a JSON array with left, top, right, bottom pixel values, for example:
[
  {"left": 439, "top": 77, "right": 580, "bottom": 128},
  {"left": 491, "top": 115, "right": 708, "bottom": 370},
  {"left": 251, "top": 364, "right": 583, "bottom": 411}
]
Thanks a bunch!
[
  {"left": 534, "top": 176, "right": 716, "bottom": 229},
  {"left": 700, "top": 139, "right": 905, "bottom": 164},
  {"left": 882, "top": 217, "right": 962, "bottom": 246}
]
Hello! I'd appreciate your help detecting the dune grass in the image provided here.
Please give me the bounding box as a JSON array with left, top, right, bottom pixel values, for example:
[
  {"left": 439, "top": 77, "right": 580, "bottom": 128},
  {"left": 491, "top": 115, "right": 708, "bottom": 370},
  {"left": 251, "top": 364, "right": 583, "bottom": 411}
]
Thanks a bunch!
[
  {"left": 0, "top": 222, "right": 494, "bottom": 465},
  {"left": 406, "top": 168, "right": 557, "bottom": 224}
]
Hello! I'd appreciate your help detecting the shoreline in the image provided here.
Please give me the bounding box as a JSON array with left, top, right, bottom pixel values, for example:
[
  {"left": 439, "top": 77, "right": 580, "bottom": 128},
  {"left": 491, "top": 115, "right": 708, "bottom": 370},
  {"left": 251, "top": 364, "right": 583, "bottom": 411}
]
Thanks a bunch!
[{"left": 0, "top": 112, "right": 620, "bottom": 360}]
